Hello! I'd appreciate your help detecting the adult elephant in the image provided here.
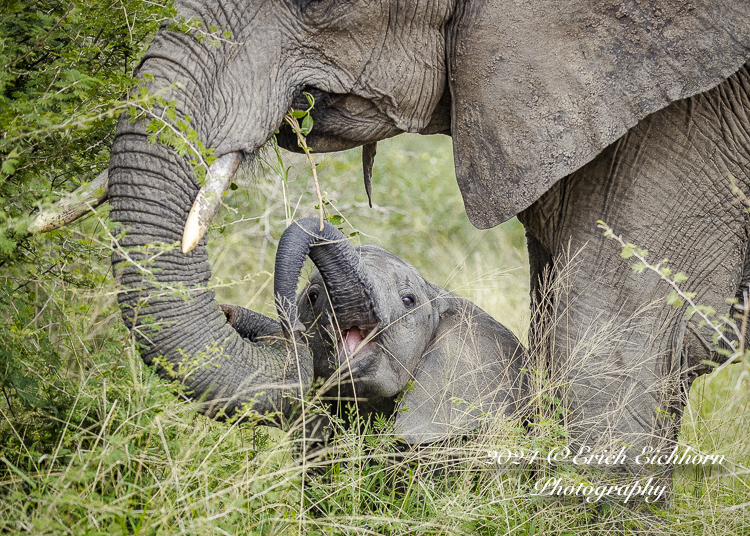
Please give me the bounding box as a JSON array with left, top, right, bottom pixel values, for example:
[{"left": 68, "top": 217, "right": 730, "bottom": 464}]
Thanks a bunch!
[{"left": 103, "top": 0, "right": 750, "bottom": 465}]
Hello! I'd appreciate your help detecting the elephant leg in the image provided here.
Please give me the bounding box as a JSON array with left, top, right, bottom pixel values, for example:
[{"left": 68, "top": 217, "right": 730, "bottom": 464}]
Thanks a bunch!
[
  {"left": 526, "top": 230, "right": 553, "bottom": 317},
  {"left": 520, "top": 66, "right": 750, "bottom": 472},
  {"left": 524, "top": 230, "right": 557, "bottom": 390}
]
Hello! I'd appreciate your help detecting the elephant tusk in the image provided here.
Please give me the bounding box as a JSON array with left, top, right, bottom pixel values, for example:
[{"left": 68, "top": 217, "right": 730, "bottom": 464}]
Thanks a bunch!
[
  {"left": 181, "top": 152, "right": 242, "bottom": 254},
  {"left": 28, "top": 169, "right": 109, "bottom": 234}
]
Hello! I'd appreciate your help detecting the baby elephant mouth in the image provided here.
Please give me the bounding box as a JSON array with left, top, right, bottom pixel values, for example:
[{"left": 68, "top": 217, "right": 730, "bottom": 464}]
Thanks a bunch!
[{"left": 337, "top": 326, "right": 373, "bottom": 363}]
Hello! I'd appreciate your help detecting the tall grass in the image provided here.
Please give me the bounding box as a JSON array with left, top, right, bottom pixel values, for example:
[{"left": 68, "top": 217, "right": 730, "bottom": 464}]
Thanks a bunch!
[{"left": 1, "top": 134, "right": 748, "bottom": 534}]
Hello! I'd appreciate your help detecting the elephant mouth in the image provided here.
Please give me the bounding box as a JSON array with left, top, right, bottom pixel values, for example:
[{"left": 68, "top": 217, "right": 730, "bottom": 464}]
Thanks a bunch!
[{"left": 336, "top": 326, "right": 376, "bottom": 365}]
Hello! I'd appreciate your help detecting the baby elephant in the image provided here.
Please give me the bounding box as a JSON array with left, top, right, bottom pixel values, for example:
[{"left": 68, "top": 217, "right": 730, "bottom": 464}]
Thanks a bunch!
[{"left": 224, "top": 219, "right": 527, "bottom": 444}]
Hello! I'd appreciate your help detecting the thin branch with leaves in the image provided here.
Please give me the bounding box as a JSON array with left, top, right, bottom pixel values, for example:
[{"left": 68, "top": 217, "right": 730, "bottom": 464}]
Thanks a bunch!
[
  {"left": 597, "top": 220, "right": 750, "bottom": 384},
  {"left": 282, "top": 92, "right": 325, "bottom": 230}
]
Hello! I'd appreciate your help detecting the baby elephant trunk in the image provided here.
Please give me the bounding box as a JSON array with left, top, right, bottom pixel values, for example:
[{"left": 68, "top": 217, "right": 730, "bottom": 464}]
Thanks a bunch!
[{"left": 274, "top": 218, "right": 381, "bottom": 336}]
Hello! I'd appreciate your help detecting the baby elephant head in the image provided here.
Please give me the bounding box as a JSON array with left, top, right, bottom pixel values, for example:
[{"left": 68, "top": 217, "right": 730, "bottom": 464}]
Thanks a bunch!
[
  {"left": 272, "top": 218, "right": 527, "bottom": 444},
  {"left": 303, "top": 244, "right": 449, "bottom": 401}
]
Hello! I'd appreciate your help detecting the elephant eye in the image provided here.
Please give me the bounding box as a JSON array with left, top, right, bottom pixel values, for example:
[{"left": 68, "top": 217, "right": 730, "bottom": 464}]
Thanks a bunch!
[
  {"left": 401, "top": 295, "right": 416, "bottom": 309},
  {"left": 309, "top": 289, "right": 319, "bottom": 303},
  {"left": 297, "top": 0, "right": 332, "bottom": 19}
]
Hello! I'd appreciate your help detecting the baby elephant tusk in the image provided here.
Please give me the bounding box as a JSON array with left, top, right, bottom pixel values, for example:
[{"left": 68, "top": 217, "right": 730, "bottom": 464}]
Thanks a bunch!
[
  {"left": 28, "top": 169, "right": 109, "bottom": 234},
  {"left": 181, "top": 152, "right": 242, "bottom": 254}
]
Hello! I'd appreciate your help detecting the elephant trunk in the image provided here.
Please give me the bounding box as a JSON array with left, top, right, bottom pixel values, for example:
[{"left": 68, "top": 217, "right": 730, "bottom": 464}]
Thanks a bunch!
[
  {"left": 109, "top": 113, "right": 312, "bottom": 421},
  {"left": 274, "top": 218, "right": 381, "bottom": 335}
]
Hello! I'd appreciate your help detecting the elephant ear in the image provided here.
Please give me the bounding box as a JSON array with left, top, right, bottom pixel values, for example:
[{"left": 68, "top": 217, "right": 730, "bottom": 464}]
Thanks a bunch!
[
  {"left": 393, "top": 295, "right": 526, "bottom": 445},
  {"left": 449, "top": 0, "right": 750, "bottom": 228}
]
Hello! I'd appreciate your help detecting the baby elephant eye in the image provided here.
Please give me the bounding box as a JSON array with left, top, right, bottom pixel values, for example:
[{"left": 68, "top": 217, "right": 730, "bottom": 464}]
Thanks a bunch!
[
  {"left": 309, "top": 289, "right": 319, "bottom": 303},
  {"left": 401, "top": 295, "right": 416, "bottom": 308}
]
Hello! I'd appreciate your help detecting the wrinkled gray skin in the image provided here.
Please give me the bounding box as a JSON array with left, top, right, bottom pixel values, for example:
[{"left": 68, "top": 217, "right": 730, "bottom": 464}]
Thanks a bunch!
[
  {"left": 261, "top": 219, "right": 526, "bottom": 444},
  {"left": 108, "top": 0, "right": 750, "bottom": 469}
]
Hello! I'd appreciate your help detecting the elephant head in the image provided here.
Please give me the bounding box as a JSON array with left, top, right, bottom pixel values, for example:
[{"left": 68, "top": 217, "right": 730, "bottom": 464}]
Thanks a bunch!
[
  {"left": 105, "top": 0, "right": 458, "bottom": 418},
  {"left": 263, "top": 218, "right": 527, "bottom": 444},
  {"left": 102, "top": 0, "right": 750, "bottom": 455}
]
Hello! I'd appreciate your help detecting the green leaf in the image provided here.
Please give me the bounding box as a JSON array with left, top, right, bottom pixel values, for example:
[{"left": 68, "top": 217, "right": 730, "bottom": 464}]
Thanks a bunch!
[
  {"left": 1, "top": 149, "right": 20, "bottom": 176},
  {"left": 304, "top": 91, "right": 316, "bottom": 108},
  {"left": 666, "top": 291, "right": 683, "bottom": 308},
  {"left": 290, "top": 110, "right": 306, "bottom": 119},
  {"left": 690, "top": 305, "right": 715, "bottom": 316},
  {"left": 673, "top": 272, "right": 689, "bottom": 284},
  {"left": 0, "top": 233, "right": 16, "bottom": 254},
  {"left": 328, "top": 215, "right": 344, "bottom": 226},
  {"left": 300, "top": 114, "right": 313, "bottom": 135},
  {"left": 229, "top": 182, "right": 238, "bottom": 191}
]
